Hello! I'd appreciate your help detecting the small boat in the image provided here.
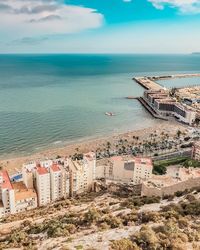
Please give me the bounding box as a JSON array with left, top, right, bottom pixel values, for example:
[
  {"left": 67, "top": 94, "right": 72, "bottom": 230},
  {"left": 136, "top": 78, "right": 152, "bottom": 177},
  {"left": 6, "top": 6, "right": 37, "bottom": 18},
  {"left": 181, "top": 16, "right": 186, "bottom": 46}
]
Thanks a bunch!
[{"left": 105, "top": 112, "right": 116, "bottom": 116}]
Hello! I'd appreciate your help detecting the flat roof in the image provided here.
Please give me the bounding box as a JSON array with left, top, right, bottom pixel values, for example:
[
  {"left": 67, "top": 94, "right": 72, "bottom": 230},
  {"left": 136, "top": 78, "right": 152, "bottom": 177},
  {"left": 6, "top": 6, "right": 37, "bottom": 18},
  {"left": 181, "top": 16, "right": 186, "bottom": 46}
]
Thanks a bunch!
[
  {"left": 110, "top": 156, "right": 152, "bottom": 167},
  {"left": 13, "top": 182, "right": 37, "bottom": 201},
  {"left": 134, "top": 157, "right": 152, "bottom": 166}
]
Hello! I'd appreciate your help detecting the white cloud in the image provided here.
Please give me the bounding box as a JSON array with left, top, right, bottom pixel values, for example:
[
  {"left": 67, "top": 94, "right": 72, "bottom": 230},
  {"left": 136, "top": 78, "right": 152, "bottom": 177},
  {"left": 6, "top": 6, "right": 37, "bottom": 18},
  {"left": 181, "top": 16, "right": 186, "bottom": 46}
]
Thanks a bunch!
[
  {"left": 0, "top": 0, "right": 104, "bottom": 43},
  {"left": 148, "top": 0, "right": 200, "bottom": 13}
]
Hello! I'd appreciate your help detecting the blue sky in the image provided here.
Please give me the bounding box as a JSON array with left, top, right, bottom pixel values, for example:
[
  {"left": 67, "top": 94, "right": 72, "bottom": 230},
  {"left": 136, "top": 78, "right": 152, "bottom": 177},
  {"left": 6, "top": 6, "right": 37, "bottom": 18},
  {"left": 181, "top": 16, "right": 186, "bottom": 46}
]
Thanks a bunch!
[{"left": 0, "top": 0, "right": 200, "bottom": 53}]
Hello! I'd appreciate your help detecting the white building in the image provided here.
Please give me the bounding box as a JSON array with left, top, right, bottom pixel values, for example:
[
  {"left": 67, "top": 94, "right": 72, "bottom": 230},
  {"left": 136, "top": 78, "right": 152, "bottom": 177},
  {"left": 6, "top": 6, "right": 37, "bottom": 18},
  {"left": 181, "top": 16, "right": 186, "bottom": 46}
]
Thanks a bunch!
[
  {"left": 35, "top": 165, "right": 51, "bottom": 207},
  {"left": 0, "top": 170, "right": 37, "bottom": 218},
  {"left": 0, "top": 171, "right": 15, "bottom": 217},
  {"left": 50, "top": 163, "right": 70, "bottom": 201}
]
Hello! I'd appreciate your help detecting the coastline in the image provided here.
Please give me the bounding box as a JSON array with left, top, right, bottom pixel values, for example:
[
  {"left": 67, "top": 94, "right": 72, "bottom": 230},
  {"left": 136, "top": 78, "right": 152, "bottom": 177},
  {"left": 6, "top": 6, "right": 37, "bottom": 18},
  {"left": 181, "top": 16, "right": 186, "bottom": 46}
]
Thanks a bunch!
[{"left": 0, "top": 120, "right": 187, "bottom": 175}]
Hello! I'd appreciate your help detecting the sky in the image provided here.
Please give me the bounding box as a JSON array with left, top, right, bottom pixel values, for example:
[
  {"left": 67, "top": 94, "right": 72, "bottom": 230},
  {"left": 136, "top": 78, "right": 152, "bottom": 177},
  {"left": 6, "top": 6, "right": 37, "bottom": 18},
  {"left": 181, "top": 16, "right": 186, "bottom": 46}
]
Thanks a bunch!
[{"left": 0, "top": 0, "right": 200, "bottom": 53}]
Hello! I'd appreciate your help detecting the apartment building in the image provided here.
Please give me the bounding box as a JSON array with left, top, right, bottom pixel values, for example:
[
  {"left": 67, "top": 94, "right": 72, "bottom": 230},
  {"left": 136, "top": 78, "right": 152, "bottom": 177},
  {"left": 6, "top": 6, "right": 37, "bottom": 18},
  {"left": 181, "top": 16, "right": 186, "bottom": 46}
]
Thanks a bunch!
[
  {"left": 97, "top": 156, "right": 153, "bottom": 185},
  {"left": 0, "top": 170, "right": 37, "bottom": 218},
  {"left": 35, "top": 165, "right": 51, "bottom": 206},
  {"left": 12, "top": 182, "right": 37, "bottom": 213},
  {"left": 50, "top": 163, "right": 70, "bottom": 201},
  {"left": 0, "top": 171, "right": 15, "bottom": 217},
  {"left": 21, "top": 152, "right": 96, "bottom": 202},
  {"left": 192, "top": 141, "right": 200, "bottom": 161},
  {"left": 66, "top": 152, "right": 96, "bottom": 196}
]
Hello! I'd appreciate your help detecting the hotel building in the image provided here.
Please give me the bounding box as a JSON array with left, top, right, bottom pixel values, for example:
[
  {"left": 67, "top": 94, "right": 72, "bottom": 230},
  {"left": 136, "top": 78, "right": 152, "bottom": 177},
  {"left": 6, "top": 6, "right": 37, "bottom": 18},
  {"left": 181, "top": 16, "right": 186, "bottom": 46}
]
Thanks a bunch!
[{"left": 143, "top": 89, "right": 196, "bottom": 125}]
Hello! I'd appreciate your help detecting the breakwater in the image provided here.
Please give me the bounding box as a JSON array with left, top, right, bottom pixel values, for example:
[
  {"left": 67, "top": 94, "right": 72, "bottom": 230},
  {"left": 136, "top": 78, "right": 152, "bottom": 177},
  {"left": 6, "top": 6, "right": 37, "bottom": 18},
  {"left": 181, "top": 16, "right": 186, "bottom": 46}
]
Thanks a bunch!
[{"left": 133, "top": 73, "right": 200, "bottom": 91}]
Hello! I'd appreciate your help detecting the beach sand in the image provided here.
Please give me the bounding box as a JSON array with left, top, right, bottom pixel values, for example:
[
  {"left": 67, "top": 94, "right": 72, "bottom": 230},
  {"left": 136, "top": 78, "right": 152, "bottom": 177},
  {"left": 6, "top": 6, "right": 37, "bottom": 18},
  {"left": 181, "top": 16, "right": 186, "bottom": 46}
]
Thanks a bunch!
[{"left": 0, "top": 121, "right": 188, "bottom": 175}]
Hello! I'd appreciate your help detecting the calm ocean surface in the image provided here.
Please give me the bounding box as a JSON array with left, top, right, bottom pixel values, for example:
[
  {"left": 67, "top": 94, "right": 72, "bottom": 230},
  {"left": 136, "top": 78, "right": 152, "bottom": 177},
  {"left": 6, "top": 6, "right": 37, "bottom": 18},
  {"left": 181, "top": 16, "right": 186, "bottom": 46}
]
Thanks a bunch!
[{"left": 0, "top": 54, "right": 200, "bottom": 157}]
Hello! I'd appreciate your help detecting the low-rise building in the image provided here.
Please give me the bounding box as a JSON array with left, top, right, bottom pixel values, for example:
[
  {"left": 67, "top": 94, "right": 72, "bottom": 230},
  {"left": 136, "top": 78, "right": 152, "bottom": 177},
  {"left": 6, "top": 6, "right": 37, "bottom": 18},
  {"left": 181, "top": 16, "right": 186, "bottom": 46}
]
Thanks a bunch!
[
  {"left": 141, "top": 166, "right": 200, "bottom": 197},
  {"left": 13, "top": 182, "right": 37, "bottom": 213},
  {"left": 0, "top": 170, "right": 37, "bottom": 217}
]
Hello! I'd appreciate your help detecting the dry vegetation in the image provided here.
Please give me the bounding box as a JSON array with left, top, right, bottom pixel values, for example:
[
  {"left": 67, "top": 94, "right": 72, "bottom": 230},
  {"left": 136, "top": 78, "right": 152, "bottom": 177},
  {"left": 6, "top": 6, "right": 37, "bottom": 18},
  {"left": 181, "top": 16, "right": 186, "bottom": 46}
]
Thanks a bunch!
[{"left": 0, "top": 187, "right": 199, "bottom": 250}]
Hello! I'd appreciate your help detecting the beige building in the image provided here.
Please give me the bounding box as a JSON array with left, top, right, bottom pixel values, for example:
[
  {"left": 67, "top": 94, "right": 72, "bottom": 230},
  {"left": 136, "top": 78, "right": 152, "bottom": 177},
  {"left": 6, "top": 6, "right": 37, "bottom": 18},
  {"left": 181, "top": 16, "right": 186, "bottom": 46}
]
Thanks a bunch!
[
  {"left": 97, "top": 156, "right": 153, "bottom": 185},
  {"left": 50, "top": 163, "right": 70, "bottom": 201},
  {"left": 66, "top": 152, "right": 96, "bottom": 196},
  {"left": 141, "top": 166, "right": 200, "bottom": 197},
  {"left": 13, "top": 182, "right": 37, "bottom": 213},
  {"left": 192, "top": 141, "right": 200, "bottom": 161}
]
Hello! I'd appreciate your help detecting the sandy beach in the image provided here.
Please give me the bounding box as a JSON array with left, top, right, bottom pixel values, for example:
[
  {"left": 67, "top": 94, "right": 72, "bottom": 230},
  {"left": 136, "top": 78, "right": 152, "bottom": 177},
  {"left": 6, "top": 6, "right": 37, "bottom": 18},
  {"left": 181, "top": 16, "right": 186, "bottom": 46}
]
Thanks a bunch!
[{"left": 0, "top": 121, "right": 188, "bottom": 175}]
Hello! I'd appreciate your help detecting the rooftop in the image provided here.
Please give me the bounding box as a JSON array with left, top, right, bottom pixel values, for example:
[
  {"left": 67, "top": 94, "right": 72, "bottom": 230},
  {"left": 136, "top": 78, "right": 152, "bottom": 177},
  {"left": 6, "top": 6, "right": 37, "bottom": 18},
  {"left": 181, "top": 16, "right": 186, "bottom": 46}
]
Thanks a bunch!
[
  {"left": 51, "top": 164, "right": 61, "bottom": 172},
  {"left": 110, "top": 156, "right": 152, "bottom": 167},
  {"left": 0, "top": 171, "right": 13, "bottom": 190},
  {"left": 36, "top": 165, "right": 49, "bottom": 175},
  {"left": 13, "top": 182, "right": 37, "bottom": 201},
  {"left": 84, "top": 152, "right": 95, "bottom": 161},
  {"left": 134, "top": 157, "right": 152, "bottom": 166}
]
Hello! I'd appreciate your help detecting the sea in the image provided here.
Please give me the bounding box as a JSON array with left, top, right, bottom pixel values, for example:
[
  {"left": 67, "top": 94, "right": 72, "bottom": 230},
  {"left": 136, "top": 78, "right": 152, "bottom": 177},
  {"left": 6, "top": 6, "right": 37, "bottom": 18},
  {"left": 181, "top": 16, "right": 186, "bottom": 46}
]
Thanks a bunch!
[{"left": 0, "top": 54, "right": 200, "bottom": 157}]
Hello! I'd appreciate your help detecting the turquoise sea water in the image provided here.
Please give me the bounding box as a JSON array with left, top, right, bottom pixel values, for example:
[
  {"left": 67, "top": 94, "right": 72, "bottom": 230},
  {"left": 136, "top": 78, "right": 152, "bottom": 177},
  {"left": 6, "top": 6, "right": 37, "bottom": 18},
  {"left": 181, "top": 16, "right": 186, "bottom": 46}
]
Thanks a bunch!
[{"left": 0, "top": 54, "right": 200, "bottom": 157}]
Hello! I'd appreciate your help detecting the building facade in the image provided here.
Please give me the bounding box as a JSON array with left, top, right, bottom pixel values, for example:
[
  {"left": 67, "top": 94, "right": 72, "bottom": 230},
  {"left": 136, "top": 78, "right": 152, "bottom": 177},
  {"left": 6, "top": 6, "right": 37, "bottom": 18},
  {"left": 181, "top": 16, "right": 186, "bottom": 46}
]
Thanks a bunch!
[
  {"left": 143, "top": 89, "right": 196, "bottom": 125},
  {"left": 0, "top": 170, "right": 37, "bottom": 217},
  {"left": 192, "top": 141, "right": 200, "bottom": 161},
  {"left": 97, "top": 156, "right": 153, "bottom": 185},
  {"left": 35, "top": 166, "right": 51, "bottom": 206}
]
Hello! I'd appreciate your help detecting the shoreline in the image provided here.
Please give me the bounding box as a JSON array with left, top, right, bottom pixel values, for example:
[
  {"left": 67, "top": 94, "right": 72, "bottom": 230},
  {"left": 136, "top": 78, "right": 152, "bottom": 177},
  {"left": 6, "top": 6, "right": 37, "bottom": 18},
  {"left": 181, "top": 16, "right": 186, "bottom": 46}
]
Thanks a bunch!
[
  {"left": 1, "top": 72, "right": 199, "bottom": 175},
  {"left": 0, "top": 121, "right": 188, "bottom": 175}
]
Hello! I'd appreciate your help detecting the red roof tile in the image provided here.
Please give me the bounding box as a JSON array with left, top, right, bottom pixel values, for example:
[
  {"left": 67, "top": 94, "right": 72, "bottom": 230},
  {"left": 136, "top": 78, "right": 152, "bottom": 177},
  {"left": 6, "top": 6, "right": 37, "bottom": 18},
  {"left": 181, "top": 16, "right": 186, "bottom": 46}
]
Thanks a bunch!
[
  {"left": 37, "top": 166, "right": 48, "bottom": 175},
  {"left": 0, "top": 171, "right": 13, "bottom": 190},
  {"left": 51, "top": 164, "right": 60, "bottom": 172}
]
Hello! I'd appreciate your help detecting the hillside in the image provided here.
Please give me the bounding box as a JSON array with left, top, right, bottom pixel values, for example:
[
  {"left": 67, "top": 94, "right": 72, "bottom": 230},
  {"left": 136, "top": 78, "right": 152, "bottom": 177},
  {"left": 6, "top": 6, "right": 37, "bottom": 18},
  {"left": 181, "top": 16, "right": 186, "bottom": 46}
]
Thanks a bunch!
[{"left": 0, "top": 187, "right": 200, "bottom": 250}]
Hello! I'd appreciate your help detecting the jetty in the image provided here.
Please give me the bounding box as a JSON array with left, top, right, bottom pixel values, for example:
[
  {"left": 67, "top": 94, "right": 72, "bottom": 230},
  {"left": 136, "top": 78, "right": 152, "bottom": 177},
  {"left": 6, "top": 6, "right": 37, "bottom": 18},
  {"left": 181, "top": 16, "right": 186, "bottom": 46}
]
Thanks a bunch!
[
  {"left": 133, "top": 77, "right": 164, "bottom": 90},
  {"left": 133, "top": 73, "right": 200, "bottom": 91},
  {"left": 125, "top": 96, "right": 138, "bottom": 99}
]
